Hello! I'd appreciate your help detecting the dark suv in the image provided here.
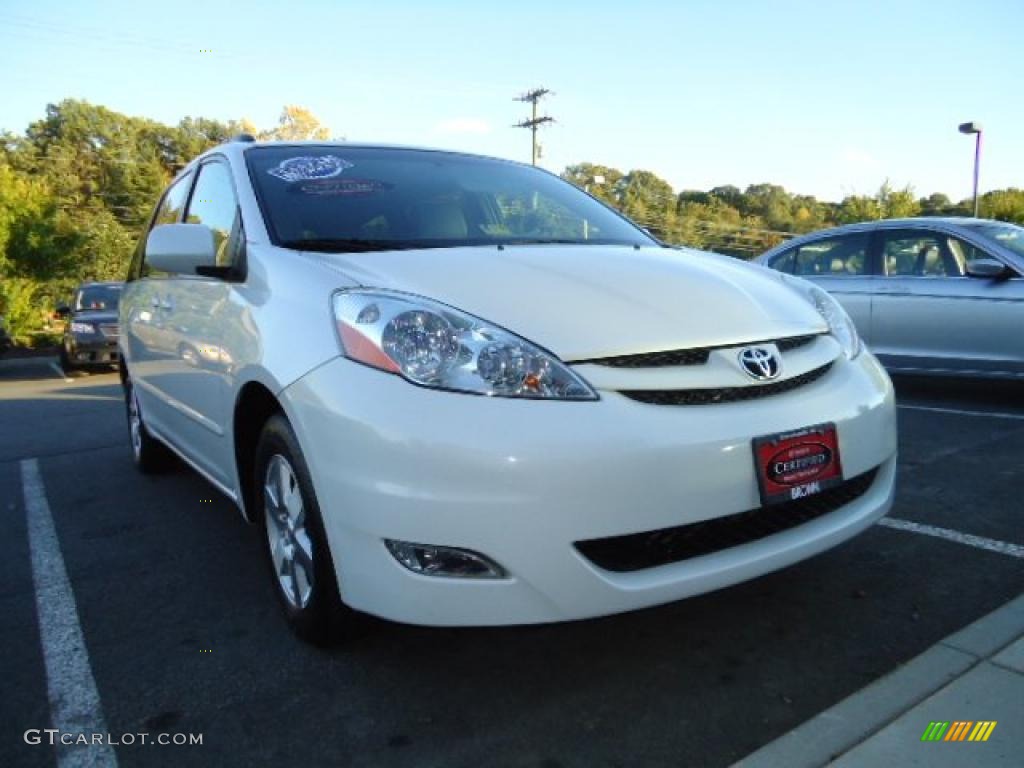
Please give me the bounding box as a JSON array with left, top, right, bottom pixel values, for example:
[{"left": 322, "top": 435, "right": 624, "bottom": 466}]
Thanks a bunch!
[{"left": 56, "top": 282, "right": 124, "bottom": 370}]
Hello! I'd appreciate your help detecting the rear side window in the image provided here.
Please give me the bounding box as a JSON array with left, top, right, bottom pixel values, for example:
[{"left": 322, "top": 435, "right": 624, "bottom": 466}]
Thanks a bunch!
[{"left": 773, "top": 234, "right": 870, "bottom": 276}]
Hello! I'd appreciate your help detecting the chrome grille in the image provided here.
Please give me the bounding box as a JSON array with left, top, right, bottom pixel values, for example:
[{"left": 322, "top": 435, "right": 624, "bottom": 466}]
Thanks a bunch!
[
  {"left": 579, "top": 333, "right": 824, "bottom": 368},
  {"left": 776, "top": 334, "right": 819, "bottom": 352},
  {"left": 620, "top": 362, "right": 833, "bottom": 406}
]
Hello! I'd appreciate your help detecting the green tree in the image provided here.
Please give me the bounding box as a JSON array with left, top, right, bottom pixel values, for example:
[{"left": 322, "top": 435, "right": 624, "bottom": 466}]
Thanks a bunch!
[
  {"left": 877, "top": 181, "right": 920, "bottom": 219},
  {"left": 561, "top": 163, "right": 624, "bottom": 207},
  {"left": 980, "top": 188, "right": 1024, "bottom": 224},
  {"left": 615, "top": 169, "right": 677, "bottom": 237},
  {"left": 919, "top": 192, "right": 954, "bottom": 217},
  {"left": 836, "top": 195, "right": 880, "bottom": 223}
]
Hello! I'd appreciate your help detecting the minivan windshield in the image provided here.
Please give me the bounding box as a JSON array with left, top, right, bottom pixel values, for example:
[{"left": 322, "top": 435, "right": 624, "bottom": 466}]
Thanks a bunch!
[
  {"left": 75, "top": 284, "right": 122, "bottom": 311},
  {"left": 245, "top": 146, "right": 656, "bottom": 252}
]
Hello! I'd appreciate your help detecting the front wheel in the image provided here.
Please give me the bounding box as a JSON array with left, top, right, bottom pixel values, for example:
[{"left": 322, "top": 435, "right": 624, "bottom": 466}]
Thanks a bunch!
[
  {"left": 59, "top": 343, "right": 76, "bottom": 372},
  {"left": 255, "top": 414, "right": 355, "bottom": 645}
]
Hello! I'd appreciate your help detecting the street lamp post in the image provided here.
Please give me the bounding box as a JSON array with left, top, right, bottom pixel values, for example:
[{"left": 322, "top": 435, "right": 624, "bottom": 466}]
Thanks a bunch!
[{"left": 958, "top": 121, "right": 982, "bottom": 217}]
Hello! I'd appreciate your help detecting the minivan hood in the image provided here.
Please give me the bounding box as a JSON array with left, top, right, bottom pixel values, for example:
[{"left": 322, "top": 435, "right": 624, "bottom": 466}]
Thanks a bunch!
[{"left": 312, "top": 245, "right": 827, "bottom": 361}]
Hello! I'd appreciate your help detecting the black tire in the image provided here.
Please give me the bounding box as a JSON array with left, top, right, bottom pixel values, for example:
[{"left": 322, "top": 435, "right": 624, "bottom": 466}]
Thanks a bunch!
[
  {"left": 255, "top": 414, "right": 355, "bottom": 645},
  {"left": 59, "top": 343, "right": 76, "bottom": 372},
  {"left": 124, "top": 374, "right": 170, "bottom": 473}
]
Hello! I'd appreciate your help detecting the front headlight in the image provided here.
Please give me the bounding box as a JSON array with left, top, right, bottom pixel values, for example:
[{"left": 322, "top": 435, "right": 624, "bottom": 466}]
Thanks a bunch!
[
  {"left": 809, "top": 285, "right": 861, "bottom": 359},
  {"left": 332, "top": 289, "right": 598, "bottom": 400},
  {"left": 70, "top": 321, "right": 95, "bottom": 334},
  {"left": 784, "top": 277, "right": 861, "bottom": 359}
]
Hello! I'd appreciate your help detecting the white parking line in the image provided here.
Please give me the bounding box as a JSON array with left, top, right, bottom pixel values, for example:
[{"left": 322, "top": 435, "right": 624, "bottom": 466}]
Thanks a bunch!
[
  {"left": 20, "top": 459, "right": 118, "bottom": 767},
  {"left": 878, "top": 517, "right": 1024, "bottom": 559},
  {"left": 48, "top": 362, "right": 73, "bottom": 383},
  {"left": 897, "top": 404, "right": 1024, "bottom": 421}
]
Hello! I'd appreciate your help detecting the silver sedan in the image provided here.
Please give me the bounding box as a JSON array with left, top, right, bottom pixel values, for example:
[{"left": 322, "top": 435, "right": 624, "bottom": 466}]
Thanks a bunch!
[{"left": 757, "top": 218, "right": 1024, "bottom": 379}]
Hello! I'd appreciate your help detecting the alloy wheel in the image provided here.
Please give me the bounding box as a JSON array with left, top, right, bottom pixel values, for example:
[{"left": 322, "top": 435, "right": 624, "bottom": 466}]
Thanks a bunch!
[{"left": 264, "top": 454, "right": 315, "bottom": 609}]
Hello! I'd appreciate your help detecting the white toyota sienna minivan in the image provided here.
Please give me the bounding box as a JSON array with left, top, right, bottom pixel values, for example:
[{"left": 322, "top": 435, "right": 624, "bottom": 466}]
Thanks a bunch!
[{"left": 119, "top": 138, "right": 897, "bottom": 644}]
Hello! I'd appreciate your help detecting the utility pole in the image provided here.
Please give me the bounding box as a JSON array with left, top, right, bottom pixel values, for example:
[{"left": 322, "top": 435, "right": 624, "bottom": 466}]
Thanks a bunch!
[{"left": 514, "top": 88, "right": 554, "bottom": 165}]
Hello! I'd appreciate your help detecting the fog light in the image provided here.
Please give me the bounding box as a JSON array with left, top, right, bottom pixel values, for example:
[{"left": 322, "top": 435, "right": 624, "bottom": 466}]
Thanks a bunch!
[{"left": 384, "top": 540, "right": 505, "bottom": 579}]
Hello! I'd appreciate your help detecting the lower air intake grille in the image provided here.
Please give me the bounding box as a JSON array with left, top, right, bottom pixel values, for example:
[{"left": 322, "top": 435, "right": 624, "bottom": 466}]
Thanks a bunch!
[
  {"left": 575, "top": 468, "right": 879, "bottom": 573},
  {"left": 620, "top": 362, "right": 832, "bottom": 406}
]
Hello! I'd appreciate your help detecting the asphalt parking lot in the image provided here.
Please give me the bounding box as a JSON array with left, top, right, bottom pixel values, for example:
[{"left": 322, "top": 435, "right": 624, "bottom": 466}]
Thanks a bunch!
[{"left": 1, "top": 360, "right": 1021, "bottom": 768}]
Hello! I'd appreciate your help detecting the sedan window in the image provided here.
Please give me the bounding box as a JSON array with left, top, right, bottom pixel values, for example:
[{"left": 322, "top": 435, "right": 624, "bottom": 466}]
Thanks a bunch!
[
  {"left": 946, "top": 237, "right": 989, "bottom": 274},
  {"left": 880, "top": 233, "right": 959, "bottom": 277},
  {"left": 791, "top": 234, "right": 869, "bottom": 276}
]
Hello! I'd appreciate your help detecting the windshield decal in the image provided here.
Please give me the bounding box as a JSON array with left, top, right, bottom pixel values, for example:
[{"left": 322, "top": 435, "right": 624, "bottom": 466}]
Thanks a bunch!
[
  {"left": 297, "top": 178, "right": 391, "bottom": 196},
  {"left": 268, "top": 155, "right": 353, "bottom": 183}
]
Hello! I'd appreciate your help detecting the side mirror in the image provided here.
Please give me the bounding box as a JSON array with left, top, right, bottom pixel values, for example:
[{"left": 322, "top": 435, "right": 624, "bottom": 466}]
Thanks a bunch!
[
  {"left": 55, "top": 304, "right": 70, "bottom": 318},
  {"left": 145, "top": 224, "right": 216, "bottom": 275},
  {"left": 965, "top": 258, "right": 1016, "bottom": 280}
]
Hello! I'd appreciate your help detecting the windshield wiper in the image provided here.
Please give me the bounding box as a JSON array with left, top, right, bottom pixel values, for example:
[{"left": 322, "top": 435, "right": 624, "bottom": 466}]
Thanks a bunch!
[{"left": 280, "top": 238, "right": 427, "bottom": 253}]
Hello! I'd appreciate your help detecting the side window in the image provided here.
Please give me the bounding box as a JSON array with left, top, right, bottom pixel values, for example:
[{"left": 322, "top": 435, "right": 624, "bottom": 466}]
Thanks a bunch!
[
  {"left": 792, "top": 234, "right": 869, "bottom": 276},
  {"left": 136, "top": 171, "right": 194, "bottom": 279},
  {"left": 880, "top": 231, "right": 957, "bottom": 277},
  {"left": 153, "top": 174, "right": 192, "bottom": 226},
  {"left": 946, "top": 237, "right": 988, "bottom": 276},
  {"left": 768, "top": 248, "right": 796, "bottom": 274},
  {"left": 184, "top": 161, "right": 239, "bottom": 267}
]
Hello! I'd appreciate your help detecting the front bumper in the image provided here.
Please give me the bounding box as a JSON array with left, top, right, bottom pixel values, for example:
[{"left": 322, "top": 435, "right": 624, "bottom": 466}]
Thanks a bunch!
[
  {"left": 67, "top": 335, "right": 119, "bottom": 365},
  {"left": 283, "top": 351, "right": 897, "bottom": 626}
]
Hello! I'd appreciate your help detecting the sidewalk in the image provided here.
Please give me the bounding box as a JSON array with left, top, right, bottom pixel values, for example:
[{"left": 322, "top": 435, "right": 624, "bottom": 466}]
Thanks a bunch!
[{"left": 734, "top": 594, "right": 1024, "bottom": 767}]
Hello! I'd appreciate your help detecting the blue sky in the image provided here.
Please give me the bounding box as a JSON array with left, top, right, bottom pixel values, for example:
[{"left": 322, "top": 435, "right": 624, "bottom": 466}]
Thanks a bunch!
[{"left": 1, "top": 0, "right": 1020, "bottom": 202}]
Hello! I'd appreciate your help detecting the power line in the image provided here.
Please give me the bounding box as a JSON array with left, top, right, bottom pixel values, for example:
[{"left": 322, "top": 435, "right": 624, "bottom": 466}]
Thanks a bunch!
[{"left": 514, "top": 88, "right": 554, "bottom": 166}]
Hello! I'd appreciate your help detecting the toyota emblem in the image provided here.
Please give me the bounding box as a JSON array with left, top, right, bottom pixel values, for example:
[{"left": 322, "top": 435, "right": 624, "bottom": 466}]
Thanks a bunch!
[{"left": 738, "top": 346, "right": 781, "bottom": 381}]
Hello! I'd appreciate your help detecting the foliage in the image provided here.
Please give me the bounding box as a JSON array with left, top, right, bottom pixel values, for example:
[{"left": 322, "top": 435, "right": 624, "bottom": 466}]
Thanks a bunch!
[
  {"left": 0, "top": 99, "right": 328, "bottom": 344},
  {"left": 980, "top": 188, "right": 1024, "bottom": 223},
  {"left": 258, "top": 106, "right": 331, "bottom": 141},
  {"left": 561, "top": 167, "right": 1013, "bottom": 257},
  {"left": 0, "top": 276, "right": 42, "bottom": 341}
]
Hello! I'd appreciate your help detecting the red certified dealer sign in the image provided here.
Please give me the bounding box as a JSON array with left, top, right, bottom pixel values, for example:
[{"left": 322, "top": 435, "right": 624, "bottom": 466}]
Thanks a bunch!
[{"left": 753, "top": 423, "right": 843, "bottom": 506}]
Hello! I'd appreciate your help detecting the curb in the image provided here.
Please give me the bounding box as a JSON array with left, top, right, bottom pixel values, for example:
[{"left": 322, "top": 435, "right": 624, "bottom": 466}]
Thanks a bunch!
[
  {"left": 0, "top": 355, "right": 58, "bottom": 371},
  {"left": 732, "top": 594, "right": 1024, "bottom": 767}
]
